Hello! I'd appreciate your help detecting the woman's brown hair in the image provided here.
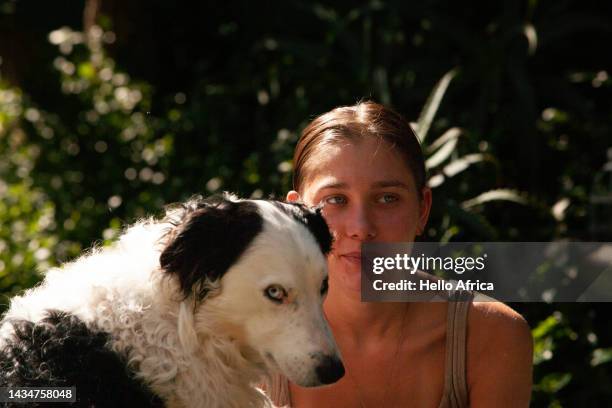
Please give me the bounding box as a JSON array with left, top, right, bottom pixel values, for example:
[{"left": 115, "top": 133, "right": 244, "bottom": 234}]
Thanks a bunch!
[{"left": 292, "top": 101, "right": 426, "bottom": 197}]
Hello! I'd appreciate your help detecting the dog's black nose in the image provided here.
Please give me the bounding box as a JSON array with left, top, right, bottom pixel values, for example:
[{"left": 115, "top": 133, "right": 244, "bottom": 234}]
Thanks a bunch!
[{"left": 316, "top": 355, "right": 345, "bottom": 384}]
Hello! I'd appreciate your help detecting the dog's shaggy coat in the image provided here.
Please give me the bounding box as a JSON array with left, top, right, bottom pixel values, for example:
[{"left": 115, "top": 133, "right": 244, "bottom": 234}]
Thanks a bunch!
[{"left": 0, "top": 194, "right": 344, "bottom": 407}]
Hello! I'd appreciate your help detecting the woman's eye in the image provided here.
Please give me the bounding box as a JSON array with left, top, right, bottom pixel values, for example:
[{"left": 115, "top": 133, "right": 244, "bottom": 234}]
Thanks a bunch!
[
  {"left": 378, "top": 194, "right": 399, "bottom": 204},
  {"left": 264, "top": 284, "right": 287, "bottom": 303},
  {"left": 324, "top": 195, "right": 347, "bottom": 205}
]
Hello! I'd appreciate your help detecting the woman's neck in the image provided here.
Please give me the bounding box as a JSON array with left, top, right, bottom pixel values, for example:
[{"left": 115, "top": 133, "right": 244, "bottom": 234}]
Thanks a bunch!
[{"left": 323, "top": 288, "right": 410, "bottom": 345}]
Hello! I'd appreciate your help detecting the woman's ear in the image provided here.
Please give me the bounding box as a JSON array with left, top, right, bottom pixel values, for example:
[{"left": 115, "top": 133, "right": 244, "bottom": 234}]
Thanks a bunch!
[
  {"left": 417, "top": 186, "right": 432, "bottom": 236},
  {"left": 286, "top": 190, "right": 301, "bottom": 203}
]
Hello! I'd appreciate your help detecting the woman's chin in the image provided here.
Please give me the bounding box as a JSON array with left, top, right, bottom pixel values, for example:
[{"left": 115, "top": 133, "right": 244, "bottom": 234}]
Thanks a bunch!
[
  {"left": 337, "top": 266, "right": 363, "bottom": 293},
  {"left": 341, "top": 276, "right": 362, "bottom": 293},
  {"left": 328, "top": 255, "right": 363, "bottom": 294}
]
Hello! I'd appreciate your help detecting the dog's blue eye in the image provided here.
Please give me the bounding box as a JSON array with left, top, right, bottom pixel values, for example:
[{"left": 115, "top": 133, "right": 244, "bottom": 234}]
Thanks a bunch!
[
  {"left": 320, "top": 277, "right": 329, "bottom": 296},
  {"left": 265, "top": 284, "right": 286, "bottom": 303}
]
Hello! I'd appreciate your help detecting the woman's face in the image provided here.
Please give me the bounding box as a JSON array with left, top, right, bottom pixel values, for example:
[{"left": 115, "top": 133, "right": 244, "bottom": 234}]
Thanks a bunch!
[{"left": 287, "top": 137, "right": 431, "bottom": 294}]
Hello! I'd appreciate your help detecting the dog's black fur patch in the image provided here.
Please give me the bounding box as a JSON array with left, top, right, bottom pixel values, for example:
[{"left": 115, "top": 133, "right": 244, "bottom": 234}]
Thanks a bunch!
[
  {"left": 160, "top": 196, "right": 263, "bottom": 300},
  {"left": 0, "top": 310, "right": 163, "bottom": 408},
  {"left": 273, "top": 202, "right": 333, "bottom": 255}
]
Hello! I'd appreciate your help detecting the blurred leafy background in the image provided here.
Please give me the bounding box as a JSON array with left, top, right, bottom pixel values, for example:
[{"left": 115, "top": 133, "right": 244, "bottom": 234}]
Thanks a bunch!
[{"left": 1, "top": 0, "right": 612, "bottom": 405}]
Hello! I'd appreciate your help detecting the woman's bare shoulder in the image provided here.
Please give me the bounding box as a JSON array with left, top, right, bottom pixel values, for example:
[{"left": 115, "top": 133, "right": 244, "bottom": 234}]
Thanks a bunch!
[
  {"left": 470, "top": 301, "right": 529, "bottom": 329},
  {"left": 467, "top": 301, "right": 532, "bottom": 356},
  {"left": 466, "top": 301, "right": 533, "bottom": 407},
  {"left": 468, "top": 302, "right": 531, "bottom": 341}
]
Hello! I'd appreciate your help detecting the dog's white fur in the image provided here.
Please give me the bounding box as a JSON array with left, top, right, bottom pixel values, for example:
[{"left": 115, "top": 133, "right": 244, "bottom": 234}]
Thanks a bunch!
[{"left": 0, "top": 197, "right": 341, "bottom": 408}]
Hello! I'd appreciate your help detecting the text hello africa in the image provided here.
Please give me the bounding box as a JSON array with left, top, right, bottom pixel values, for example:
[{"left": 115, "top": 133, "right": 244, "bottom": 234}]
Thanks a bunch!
[{"left": 372, "top": 279, "right": 494, "bottom": 292}]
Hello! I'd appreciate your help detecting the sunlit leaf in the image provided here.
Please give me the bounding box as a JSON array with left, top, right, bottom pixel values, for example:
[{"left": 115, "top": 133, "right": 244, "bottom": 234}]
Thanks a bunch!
[
  {"left": 535, "top": 372, "right": 572, "bottom": 393},
  {"left": 461, "top": 189, "right": 528, "bottom": 209},
  {"left": 427, "top": 154, "right": 489, "bottom": 189},
  {"left": 524, "top": 23, "right": 538, "bottom": 55},
  {"left": 443, "top": 153, "right": 489, "bottom": 178},
  {"left": 532, "top": 315, "right": 561, "bottom": 340},
  {"left": 425, "top": 137, "right": 458, "bottom": 169},
  {"left": 415, "top": 68, "right": 458, "bottom": 142},
  {"left": 591, "top": 348, "right": 612, "bottom": 367},
  {"left": 77, "top": 62, "right": 95, "bottom": 80},
  {"left": 427, "top": 174, "right": 445, "bottom": 188},
  {"left": 425, "top": 127, "right": 462, "bottom": 154}
]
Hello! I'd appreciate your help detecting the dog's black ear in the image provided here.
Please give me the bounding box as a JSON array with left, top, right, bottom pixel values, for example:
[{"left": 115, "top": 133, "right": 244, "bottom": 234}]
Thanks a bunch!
[
  {"left": 160, "top": 197, "right": 263, "bottom": 300},
  {"left": 279, "top": 202, "right": 333, "bottom": 255},
  {"left": 301, "top": 206, "right": 333, "bottom": 255}
]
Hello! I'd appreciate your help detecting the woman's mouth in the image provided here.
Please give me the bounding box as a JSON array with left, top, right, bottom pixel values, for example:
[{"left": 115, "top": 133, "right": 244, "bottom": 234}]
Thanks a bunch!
[{"left": 339, "top": 252, "right": 361, "bottom": 265}]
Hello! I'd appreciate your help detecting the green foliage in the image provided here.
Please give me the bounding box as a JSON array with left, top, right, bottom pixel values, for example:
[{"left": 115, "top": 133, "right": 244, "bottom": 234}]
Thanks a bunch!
[
  {"left": 0, "top": 86, "right": 58, "bottom": 298},
  {"left": 1, "top": 1, "right": 612, "bottom": 405},
  {"left": 0, "top": 23, "right": 304, "bottom": 305},
  {"left": 0, "top": 26, "right": 166, "bottom": 301},
  {"left": 414, "top": 69, "right": 531, "bottom": 242},
  {"left": 523, "top": 304, "right": 612, "bottom": 406}
]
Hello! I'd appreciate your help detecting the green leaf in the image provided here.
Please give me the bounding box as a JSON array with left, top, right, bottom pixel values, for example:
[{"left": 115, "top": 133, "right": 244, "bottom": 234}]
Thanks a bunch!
[
  {"left": 461, "top": 189, "right": 528, "bottom": 209},
  {"left": 443, "top": 153, "right": 490, "bottom": 178},
  {"left": 77, "top": 62, "right": 95, "bottom": 80},
  {"left": 428, "top": 153, "right": 490, "bottom": 188},
  {"left": 532, "top": 315, "right": 560, "bottom": 340},
  {"left": 446, "top": 202, "right": 499, "bottom": 240},
  {"left": 425, "top": 136, "right": 458, "bottom": 169},
  {"left": 535, "top": 372, "right": 572, "bottom": 394},
  {"left": 425, "top": 127, "right": 462, "bottom": 154},
  {"left": 591, "top": 348, "right": 612, "bottom": 367},
  {"left": 524, "top": 23, "right": 538, "bottom": 55},
  {"left": 415, "top": 68, "right": 458, "bottom": 142}
]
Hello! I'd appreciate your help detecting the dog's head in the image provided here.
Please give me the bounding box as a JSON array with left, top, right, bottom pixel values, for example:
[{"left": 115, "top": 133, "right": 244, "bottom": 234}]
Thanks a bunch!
[{"left": 160, "top": 193, "right": 344, "bottom": 387}]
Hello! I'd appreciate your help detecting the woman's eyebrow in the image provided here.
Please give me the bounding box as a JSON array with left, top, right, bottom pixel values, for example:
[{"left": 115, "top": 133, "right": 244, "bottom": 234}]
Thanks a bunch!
[
  {"left": 314, "top": 180, "right": 412, "bottom": 191},
  {"left": 316, "top": 181, "right": 349, "bottom": 191},
  {"left": 371, "top": 180, "right": 412, "bottom": 190}
]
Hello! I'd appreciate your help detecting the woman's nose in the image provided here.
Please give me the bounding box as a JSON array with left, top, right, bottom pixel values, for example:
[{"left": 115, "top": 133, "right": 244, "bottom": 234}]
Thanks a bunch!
[{"left": 345, "top": 205, "right": 377, "bottom": 240}]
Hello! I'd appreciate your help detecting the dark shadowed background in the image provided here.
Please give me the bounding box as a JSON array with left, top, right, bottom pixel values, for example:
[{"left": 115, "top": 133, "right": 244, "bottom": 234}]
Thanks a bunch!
[{"left": 1, "top": 1, "right": 612, "bottom": 405}]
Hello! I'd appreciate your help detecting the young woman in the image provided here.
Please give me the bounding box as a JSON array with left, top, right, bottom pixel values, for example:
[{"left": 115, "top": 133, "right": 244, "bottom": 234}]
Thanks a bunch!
[{"left": 267, "top": 101, "right": 533, "bottom": 407}]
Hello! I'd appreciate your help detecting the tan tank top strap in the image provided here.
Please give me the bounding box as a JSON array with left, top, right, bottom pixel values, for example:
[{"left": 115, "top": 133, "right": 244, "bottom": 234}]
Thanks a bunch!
[{"left": 442, "top": 290, "right": 473, "bottom": 408}]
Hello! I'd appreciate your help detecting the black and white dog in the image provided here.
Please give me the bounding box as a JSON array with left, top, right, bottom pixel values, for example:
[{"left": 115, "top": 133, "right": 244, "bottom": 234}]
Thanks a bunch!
[{"left": 0, "top": 194, "right": 344, "bottom": 407}]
